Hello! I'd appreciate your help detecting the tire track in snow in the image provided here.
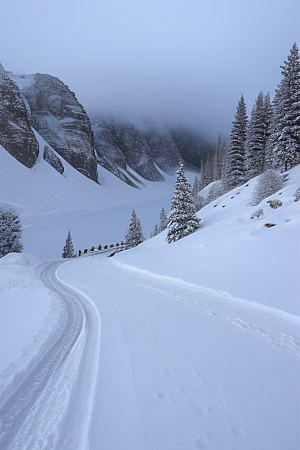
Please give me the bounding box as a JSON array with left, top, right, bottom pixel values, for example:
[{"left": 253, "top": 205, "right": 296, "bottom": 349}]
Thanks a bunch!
[{"left": 0, "top": 261, "right": 100, "bottom": 450}]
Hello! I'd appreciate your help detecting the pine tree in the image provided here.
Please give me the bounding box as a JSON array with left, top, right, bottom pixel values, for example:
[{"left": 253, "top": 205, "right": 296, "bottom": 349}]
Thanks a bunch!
[
  {"left": 124, "top": 210, "right": 145, "bottom": 249},
  {"left": 0, "top": 207, "right": 23, "bottom": 258},
  {"left": 245, "top": 91, "right": 265, "bottom": 180},
  {"left": 215, "top": 133, "right": 224, "bottom": 180},
  {"left": 167, "top": 163, "right": 200, "bottom": 243},
  {"left": 62, "top": 230, "right": 75, "bottom": 258},
  {"left": 268, "top": 43, "right": 300, "bottom": 170},
  {"left": 158, "top": 207, "right": 168, "bottom": 232},
  {"left": 223, "top": 95, "right": 248, "bottom": 190}
]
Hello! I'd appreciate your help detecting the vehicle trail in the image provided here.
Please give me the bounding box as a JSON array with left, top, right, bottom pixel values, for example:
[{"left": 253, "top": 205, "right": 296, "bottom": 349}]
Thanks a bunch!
[{"left": 0, "top": 261, "right": 100, "bottom": 450}]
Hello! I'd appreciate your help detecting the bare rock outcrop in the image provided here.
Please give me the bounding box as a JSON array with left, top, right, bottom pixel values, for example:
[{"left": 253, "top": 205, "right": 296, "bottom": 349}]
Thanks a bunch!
[
  {"left": 0, "top": 72, "right": 39, "bottom": 167},
  {"left": 16, "top": 73, "right": 98, "bottom": 182}
]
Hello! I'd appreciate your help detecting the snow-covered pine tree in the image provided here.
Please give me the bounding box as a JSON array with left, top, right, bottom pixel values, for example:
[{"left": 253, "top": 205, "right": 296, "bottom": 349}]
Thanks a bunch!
[
  {"left": 249, "top": 169, "right": 283, "bottom": 206},
  {"left": 215, "top": 133, "right": 224, "bottom": 180},
  {"left": 268, "top": 43, "right": 300, "bottom": 171},
  {"left": 245, "top": 91, "right": 265, "bottom": 180},
  {"left": 62, "top": 230, "right": 75, "bottom": 258},
  {"left": 124, "top": 210, "right": 145, "bottom": 249},
  {"left": 223, "top": 95, "right": 248, "bottom": 190},
  {"left": 159, "top": 207, "right": 168, "bottom": 232},
  {"left": 0, "top": 207, "right": 23, "bottom": 258},
  {"left": 167, "top": 163, "right": 200, "bottom": 244},
  {"left": 262, "top": 92, "right": 272, "bottom": 169}
]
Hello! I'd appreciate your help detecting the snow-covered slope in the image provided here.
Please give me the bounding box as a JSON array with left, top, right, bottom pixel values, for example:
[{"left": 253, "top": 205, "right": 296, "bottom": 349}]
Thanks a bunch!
[
  {"left": 0, "top": 130, "right": 178, "bottom": 258},
  {"left": 115, "top": 165, "right": 300, "bottom": 316}
]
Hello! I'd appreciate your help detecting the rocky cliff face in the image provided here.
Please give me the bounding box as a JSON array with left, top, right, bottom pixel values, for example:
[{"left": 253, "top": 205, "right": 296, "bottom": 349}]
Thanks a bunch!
[
  {"left": 92, "top": 115, "right": 212, "bottom": 184},
  {"left": 15, "top": 73, "right": 98, "bottom": 182},
  {"left": 0, "top": 70, "right": 39, "bottom": 168},
  {"left": 1, "top": 66, "right": 213, "bottom": 187}
]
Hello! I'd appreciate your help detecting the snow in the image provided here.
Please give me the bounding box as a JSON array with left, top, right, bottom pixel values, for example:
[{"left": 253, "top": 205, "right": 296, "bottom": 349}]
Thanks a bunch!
[
  {"left": 57, "top": 254, "right": 300, "bottom": 450},
  {"left": 0, "top": 133, "right": 299, "bottom": 449}
]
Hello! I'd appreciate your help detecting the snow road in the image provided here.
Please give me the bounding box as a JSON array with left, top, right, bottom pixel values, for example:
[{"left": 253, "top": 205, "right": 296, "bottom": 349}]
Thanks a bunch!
[
  {"left": 1, "top": 253, "right": 299, "bottom": 450},
  {"left": 0, "top": 262, "right": 100, "bottom": 450},
  {"left": 59, "top": 254, "right": 300, "bottom": 450}
]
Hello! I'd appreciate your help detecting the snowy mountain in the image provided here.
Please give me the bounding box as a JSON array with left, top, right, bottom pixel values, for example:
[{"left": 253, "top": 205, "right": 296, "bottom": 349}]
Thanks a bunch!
[{"left": 0, "top": 65, "right": 213, "bottom": 188}]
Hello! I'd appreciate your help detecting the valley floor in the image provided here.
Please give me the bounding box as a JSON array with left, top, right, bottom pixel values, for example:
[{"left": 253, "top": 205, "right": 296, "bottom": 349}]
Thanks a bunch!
[{"left": 1, "top": 252, "right": 299, "bottom": 450}]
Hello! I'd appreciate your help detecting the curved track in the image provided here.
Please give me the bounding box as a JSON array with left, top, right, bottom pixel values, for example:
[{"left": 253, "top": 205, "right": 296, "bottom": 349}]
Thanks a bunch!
[{"left": 0, "top": 261, "right": 100, "bottom": 450}]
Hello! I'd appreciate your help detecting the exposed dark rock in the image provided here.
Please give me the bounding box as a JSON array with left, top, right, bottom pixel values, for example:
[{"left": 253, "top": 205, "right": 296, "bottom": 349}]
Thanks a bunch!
[
  {"left": 17, "top": 73, "right": 98, "bottom": 182},
  {"left": 265, "top": 223, "right": 276, "bottom": 228},
  {"left": 267, "top": 200, "right": 282, "bottom": 209},
  {"left": 0, "top": 73, "right": 39, "bottom": 167},
  {"left": 43, "top": 145, "right": 64, "bottom": 174}
]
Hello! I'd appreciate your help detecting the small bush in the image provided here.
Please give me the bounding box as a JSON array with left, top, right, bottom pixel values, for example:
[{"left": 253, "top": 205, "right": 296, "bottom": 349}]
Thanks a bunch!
[
  {"left": 98, "top": 244, "right": 102, "bottom": 250},
  {"left": 110, "top": 244, "right": 114, "bottom": 248},
  {"left": 104, "top": 244, "right": 108, "bottom": 249},
  {"left": 249, "top": 169, "right": 283, "bottom": 206},
  {"left": 84, "top": 249, "right": 88, "bottom": 254},
  {"left": 91, "top": 246, "right": 95, "bottom": 251},
  {"left": 116, "top": 243, "right": 119, "bottom": 247},
  {"left": 78, "top": 249, "right": 81, "bottom": 256}
]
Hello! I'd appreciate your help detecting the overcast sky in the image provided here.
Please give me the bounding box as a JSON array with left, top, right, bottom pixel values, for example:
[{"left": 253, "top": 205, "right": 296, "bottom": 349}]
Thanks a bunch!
[{"left": 1, "top": 0, "right": 299, "bottom": 139}]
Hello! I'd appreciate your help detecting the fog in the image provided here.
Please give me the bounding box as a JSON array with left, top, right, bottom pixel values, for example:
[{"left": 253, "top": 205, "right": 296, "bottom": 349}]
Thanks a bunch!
[{"left": 1, "top": 0, "right": 299, "bottom": 140}]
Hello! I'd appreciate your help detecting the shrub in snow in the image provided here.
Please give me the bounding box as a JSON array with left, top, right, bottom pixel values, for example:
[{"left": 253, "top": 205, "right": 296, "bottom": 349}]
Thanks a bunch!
[
  {"left": 90, "top": 246, "right": 95, "bottom": 252},
  {"left": 78, "top": 250, "right": 81, "bottom": 256},
  {"left": 98, "top": 244, "right": 102, "bottom": 250},
  {"left": 124, "top": 210, "right": 145, "bottom": 249},
  {"left": 0, "top": 207, "right": 23, "bottom": 258},
  {"left": 167, "top": 163, "right": 200, "bottom": 244},
  {"left": 110, "top": 244, "right": 114, "bottom": 248},
  {"left": 62, "top": 231, "right": 75, "bottom": 258},
  {"left": 250, "top": 209, "right": 264, "bottom": 219},
  {"left": 249, "top": 169, "right": 283, "bottom": 206},
  {"left": 84, "top": 248, "right": 88, "bottom": 254}
]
